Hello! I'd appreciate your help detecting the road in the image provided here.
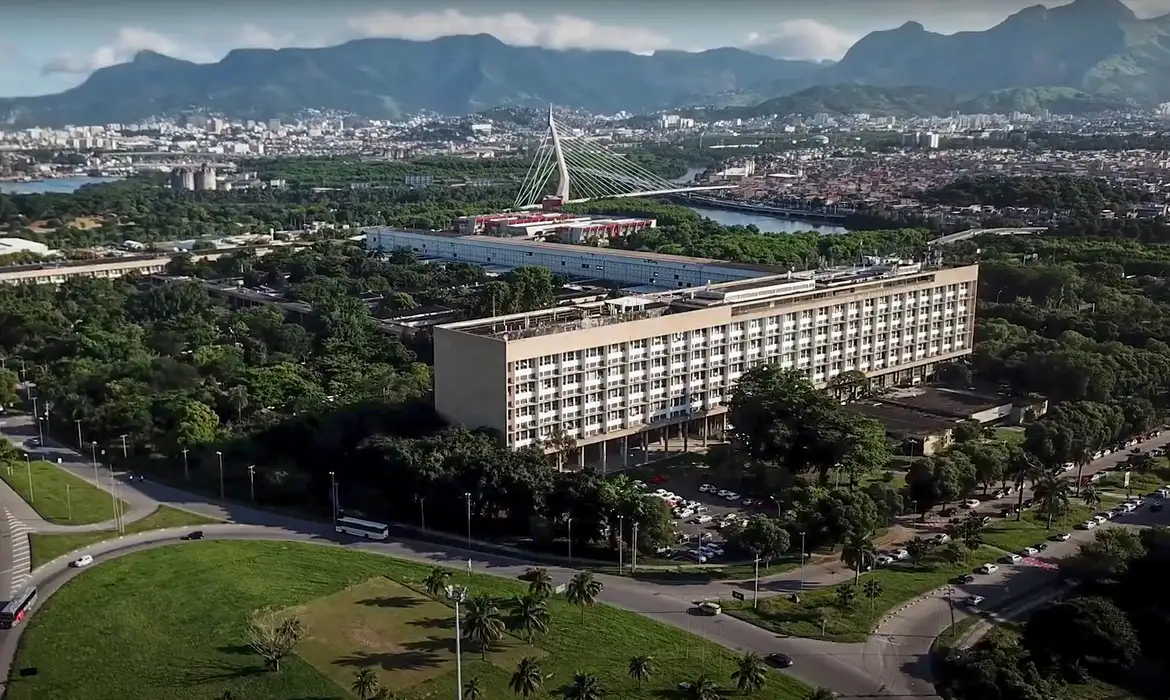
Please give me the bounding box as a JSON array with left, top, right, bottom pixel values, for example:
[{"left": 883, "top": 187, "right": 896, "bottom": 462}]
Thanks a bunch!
[{"left": 0, "top": 414, "right": 1167, "bottom": 699}]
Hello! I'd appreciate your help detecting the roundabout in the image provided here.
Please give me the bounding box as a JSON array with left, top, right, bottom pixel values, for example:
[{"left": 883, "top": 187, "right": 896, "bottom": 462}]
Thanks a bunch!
[{"left": 3, "top": 533, "right": 813, "bottom": 700}]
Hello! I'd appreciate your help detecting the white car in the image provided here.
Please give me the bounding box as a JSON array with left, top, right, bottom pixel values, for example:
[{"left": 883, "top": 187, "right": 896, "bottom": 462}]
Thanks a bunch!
[
  {"left": 892, "top": 548, "right": 910, "bottom": 561},
  {"left": 71, "top": 554, "right": 94, "bottom": 568},
  {"left": 724, "top": 492, "right": 741, "bottom": 502},
  {"left": 977, "top": 563, "right": 999, "bottom": 575},
  {"left": 1001, "top": 553, "right": 1022, "bottom": 564},
  {"left": 967, "top": 595, "right": 986, "bottom": 608},
  {"left": 717, "top": 489, "right": 733, "bottom": 498},
  {"left": 696, "top": 515, "right": 713, "bottom": 524},
  {"left": 962, "top": 499, "right": 981, "bottom": 509},
  {"left": 1077, "top": 520, "right": 1097, "bottom": 530},
  {"left": 699, "top": 484, "right": 715, "bottom": 493},
  {"left": 696, "top": 601, "right": 722, "bottom": 616},
  {"left": 1021, "top": 547, "right": 1039, "bottom": 557},
  {"left": 874, "top": 554, "right": 895, "bottom": 567},
  {"left": 1052, "top": 532, "right": 1072, "bottom": 542}
]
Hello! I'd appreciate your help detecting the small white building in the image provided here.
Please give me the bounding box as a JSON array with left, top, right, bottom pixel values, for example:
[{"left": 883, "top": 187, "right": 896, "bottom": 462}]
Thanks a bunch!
[{"left": 0, "top": 237, "right": 53, "bottom": 257}]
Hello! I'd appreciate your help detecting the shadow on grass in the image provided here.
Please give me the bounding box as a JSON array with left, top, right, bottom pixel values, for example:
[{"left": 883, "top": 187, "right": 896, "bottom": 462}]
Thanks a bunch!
[
  {"left": 216, "top": 644, "right": 255, "bottom": 656},
  {"left": 333, "top": 647, "right": 445, "bottom": 672},
  {"left": 405, "top": 616, "right": 454, "bottom": 630},
  {"left": 354, "top": 596, "right": 420, "bottom": 608},
  {"left": 165, "top": 658, "right": 269, "bottom": 686}
]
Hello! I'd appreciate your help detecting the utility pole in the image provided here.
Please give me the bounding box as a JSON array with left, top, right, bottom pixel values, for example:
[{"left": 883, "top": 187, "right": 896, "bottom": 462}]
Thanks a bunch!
[
  {"left": 329, "top": 471, "right": 337, "bottom": 527},
  {"left": 753, "top": 556, "right": 760, "bottom": 608},
  {"left": 74, "top": 418, "right": 83, "bottom": 450},
  {"left": 799, "top": 531, "right": 807, "bottom": 592},
  {"left": 90, "top": 441, "right": 99, "bottom": 486},
  {"left": 247, "top": 465, "right": 256, "bottom": 502},
  {"left": 215, "top": 450, "right": 224, "bottom": 500},
  {"left": 617, "top": 515, "right": 624, "bottom": 573},
  {"left": 464, "top": 492, "right": 472, "bottom": 550},
  {"left": 181, "top": 448, "right": 189, "bottom": 481},
  {"left": 631, "top": 522, "right": 639, "bottom": 571},
  {"left": 446, "top": 585, "right": 468, "bottom": 700}
]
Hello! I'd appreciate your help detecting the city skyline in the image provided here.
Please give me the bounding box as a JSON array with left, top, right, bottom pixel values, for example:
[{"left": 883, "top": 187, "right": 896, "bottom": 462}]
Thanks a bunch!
[{"left": 4, "top": 0, "right": 1170, "bottom": 99}]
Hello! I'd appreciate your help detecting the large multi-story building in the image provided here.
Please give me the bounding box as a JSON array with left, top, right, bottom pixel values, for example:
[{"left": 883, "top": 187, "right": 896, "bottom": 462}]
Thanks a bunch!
[{"left": 433, "top": 260, "right": 979, "bottom": 466}]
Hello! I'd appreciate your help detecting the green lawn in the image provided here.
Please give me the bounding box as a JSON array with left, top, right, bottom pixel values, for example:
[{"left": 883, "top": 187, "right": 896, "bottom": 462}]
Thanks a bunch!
[
  {"left": 725, "top": 546, "right": 999, "bottom": 643},
  {"left": 8, "top": 540, "right": 811, "bottom": 700},
  {"left": 29, "top": 506, "right": 220, "bottom": 568},
  {"left": 980, "top": 500, "right": 1119, "bottom": 553},
  {"left": 0, "top": 459, "right": 128, "bottom": 525},
  {"left": 1097, "top": 461, "right": 1170, "bottom": 495},
  {"left": 933, "top": 614, "right": 980, "bottom": 657},
  {"left": 994, "top": 428, "right": 1026, "bottom": 446}
]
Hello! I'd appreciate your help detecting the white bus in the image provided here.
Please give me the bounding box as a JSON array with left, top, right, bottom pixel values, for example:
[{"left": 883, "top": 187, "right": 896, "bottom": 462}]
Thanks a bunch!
[{"left": 335, "top": 516, "right": 390, "bottom": 540}]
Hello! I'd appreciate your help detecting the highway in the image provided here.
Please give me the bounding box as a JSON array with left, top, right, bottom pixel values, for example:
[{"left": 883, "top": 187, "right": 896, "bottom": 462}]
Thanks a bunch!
[{"left": 0, "top": 414, "right": 1167, "bottom": 699}]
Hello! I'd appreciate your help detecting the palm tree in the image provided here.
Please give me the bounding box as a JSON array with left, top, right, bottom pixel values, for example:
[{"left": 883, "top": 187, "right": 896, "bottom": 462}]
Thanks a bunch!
[
  {"left": 628, "top": 655, "right": 653, "bottom": 689},
  {"left": 423, "top": 567, "right": 450, "bottom": 599},
  {"left": 563, "top": 672, "right": 604, "bottom": 700},
  {"left": 1082, "top": 484, "right": 1102, "bottom": 509},
  {"left": 1037, "top": 475, "right": 1071, "bottom": 529},
  {"left": 687, "top": 674, "right": 721, "bottom": 700},
  {"left": 527, "top": 567, "right": 554, "bottom": 599},
  {"left": 841, "top": 530, "right": 877, "bottom": 583},
  {"left": 805, "top": 687, "right": 837, "bottom": 700},
  {"left": 835, "top": 583, "right": 857, "bottom": 609},
  {"left": 862, "top": 579, "right": 884, "bottom": 617},
  {"left": 464, "top": 594, "right": 507, "bottom": 660},
  {"left": 464, "top": 677, "right": 485, "bottom": 700},
  {"left": 509, "top": 594, "right": 550, "bottom": 643},
  {"left": 352, "top": 668, "right": 380, "bottom": 700},
  {"left": 1012, "top": 455, "right": 1046, "bottom": 521},
  {"left": 565, "top": 571, "right": 604, "bottom": 622},
  {"left": 732, "top": 652, "right": 768, "bottom": 694},
  {"left": 510, "top": 657, "right": 545, "bottom": 698}
]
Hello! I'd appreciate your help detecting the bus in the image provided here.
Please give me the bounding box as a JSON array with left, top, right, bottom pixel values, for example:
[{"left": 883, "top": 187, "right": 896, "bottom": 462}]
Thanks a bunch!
[
  {"left": 335, "top": 516, "right": 389, "bottom": 540},
  {"left": 0, "top": 586, "right": 37, "bottom": 629}
]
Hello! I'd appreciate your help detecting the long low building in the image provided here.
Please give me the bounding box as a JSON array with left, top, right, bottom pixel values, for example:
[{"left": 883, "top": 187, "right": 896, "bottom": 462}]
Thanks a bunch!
[
  {"left": 0, "top": 244, "right": 304, "bottom": 285},
  {"left": 364, "top": 227, "right": 776, "bottom": 289},
  {"left": 432, "top": 259, "right": 979, "bottom": 463}
]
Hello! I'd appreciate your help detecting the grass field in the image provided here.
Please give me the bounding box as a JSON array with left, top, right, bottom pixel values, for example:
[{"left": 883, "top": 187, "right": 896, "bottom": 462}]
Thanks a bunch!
[
  {"left": 980, "top": 501, "right": 1119, "bottom": 553},
  {"left": 726, "top": 546, "right": 999, "bottom": 643},
  {"left": 0, "top": 460, "right": 128, "bottom": 525},
  {"left": 1097, "top": 461, "right": 1170, "bottom": 495},
  {"left": 8, "top": 540, "right": 811, "bottom": 700},
  {"left": 29, "top": 506, "right": 219, "bottom": 568}
]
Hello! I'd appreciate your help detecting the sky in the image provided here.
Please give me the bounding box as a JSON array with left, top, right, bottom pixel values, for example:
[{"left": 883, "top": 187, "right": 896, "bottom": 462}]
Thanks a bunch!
[{"left": 2, "top": 0, "right": 1170, "bottom": 97}]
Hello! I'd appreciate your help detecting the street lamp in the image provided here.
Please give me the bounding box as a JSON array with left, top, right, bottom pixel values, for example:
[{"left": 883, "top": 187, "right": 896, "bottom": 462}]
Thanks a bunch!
[
  {"left": 464, "top": 492, "right": 472, "bottom": 549},
  {"left": 181, "top": 448, "right": 189, "bottom": 481},
  {"left": 247, "top": 464, "right": 256, "bottom": 502},
  {"left": 617, "top": 515, "right": 624, "bottom": 573},
  {"left": 24, "top": 453, "right": 33, "bottom": 503},
  {"left": 418, "top": 495, "right": 427, "bottom": 530},
  {"left": 768, "top": 495, "right": 782, "bottom": 518},
  {"left": 119, "top": 434, "right": 129, "bottom": 460},
  {"left": 74, "top": 418, "right": 83, "bottom": 450},
  {"left": 445, "top": 584, "right": 469, "bottom": 700},
  {"left": 631, "top": 521, "right": 639, "bottom": 571},
  {"left": 215, "top": 451, "right": 224, "bottom": 499},
  {"left": 567, "top": 517, "right": 573, "bottom": 562},
  {"left": 30, "top": 397, "right": 44, "bottom": 449},
  {"left": 753, "top": 556, "right": 760, "bottom": 608},
  {"left": 89, "top": 441, "right": 99, "bottom": 486},
  {"left": 328, "top": 471, "right": 338, "bottom": 525}
]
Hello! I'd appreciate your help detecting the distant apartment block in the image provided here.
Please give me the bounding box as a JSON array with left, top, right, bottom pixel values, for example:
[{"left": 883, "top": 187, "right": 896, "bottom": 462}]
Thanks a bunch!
[{"left": 432, "top": 260, "right": 979, "bottom": 465}]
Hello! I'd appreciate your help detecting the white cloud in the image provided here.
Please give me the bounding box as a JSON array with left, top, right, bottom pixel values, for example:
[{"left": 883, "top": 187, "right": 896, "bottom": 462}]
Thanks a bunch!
[
  {"left": 41, "top": 27, "right": 209, "bottom": 75},
  {"left": 346, "top": 9, "right": 671, "bottom": 54},
  {"left": 232, "top": 24, "right": 330, "bottom": 51},
  {"left": 744, "top": 19, "right": 858, "bottom": 61}
]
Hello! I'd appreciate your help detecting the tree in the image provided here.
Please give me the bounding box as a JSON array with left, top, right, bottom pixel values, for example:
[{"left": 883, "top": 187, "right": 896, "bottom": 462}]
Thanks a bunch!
[
  {"left": 352, "top": 668, "right": 381, "bottom": 700},
  {"left": 1022, "top": 596, "right": 1141, "bottom": 680},
  {"left": 464, "top": 594, "right": 507, "bottom": 660},
  {"left": 906, "top": 537, "right": 934, "bottom": 568},
  {"left": 526, "top": 567, "right": 554, "bottom": 599},
  {"left": 939, "top": 540, "right": 966, "bottom": 565},
  {"left": 245, "top": 608, "right": 305, "bottom": 672},
  {"left": 805, "top": 688, "right": 837, "bottom": 700},
  {"left": 509, "top": 594, "right": 550, "bottom": 644},
  {"left": 464, "top": 677, "right": 485, "bottom": 700},
  {"left": 628, "top": 655, "right": 653, "bottom": 690},
  {"left": 562, "top": 672, "right": 603, "bottom": 700},
  {"left": 862, "top": 579, "right": 884, "bottom": 616},
  {"left": 542, "top": 428, "right": 577, "bottom": 471},
  {"left": 729, "top": 514, "right": 791, "bottom": 566},
  {"left": 732, "top": 652, "right": 768, "bottom": 694},
  {"left": 841, "top": 530, "right": 877, "bottom": 583},
  {"left": 565, "top": 571, "right": 603, "bottom": 622},
  {"left": 509, "top": 657, "right": 545, "bottom": 698},
  {"left": 1070, "top": 527, "right": 1146, "bottom": 581},
  {"left": 423, "top": 567, "right": 450, "bottom": 599},
  {"left": 1035, "top": 474, "right": 1071, "bottom": 530},
  {"left": 1081, "top": 484, "right": 1101, "bottom": 509},
  {"left": 0, "top": 367, "right": 18, "bottom": 408},
  {"left": 686, "top": 675, "right": 721, "bottom": 700},
  {"left": 953, "top": 513, "right": 985, "bottom": 550},
  {"left": 836, "top": 583, "right": 857, "bottom": 609}
]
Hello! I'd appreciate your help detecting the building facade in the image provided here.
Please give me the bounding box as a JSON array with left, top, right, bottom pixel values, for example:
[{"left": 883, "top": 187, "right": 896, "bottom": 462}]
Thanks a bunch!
[{"left": 433, "top": 262, "right": 979, "bottom": 465}]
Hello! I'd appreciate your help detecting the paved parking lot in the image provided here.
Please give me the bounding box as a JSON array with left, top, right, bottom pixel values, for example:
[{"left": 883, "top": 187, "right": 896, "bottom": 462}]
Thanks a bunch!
[{"left": 632, "top": 465, "right": 771, "bottom": 561}]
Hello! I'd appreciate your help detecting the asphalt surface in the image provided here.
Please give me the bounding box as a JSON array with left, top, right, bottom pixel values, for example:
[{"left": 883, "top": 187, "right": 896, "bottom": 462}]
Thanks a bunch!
[{"left": 0, "top": 414, "right": 1168, "bottom": 700}]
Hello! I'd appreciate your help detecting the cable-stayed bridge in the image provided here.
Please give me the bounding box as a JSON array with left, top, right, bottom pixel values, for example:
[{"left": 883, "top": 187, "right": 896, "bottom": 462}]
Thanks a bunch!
[{"left": 513, "top": 108, "right": 737, "bottom": 210}]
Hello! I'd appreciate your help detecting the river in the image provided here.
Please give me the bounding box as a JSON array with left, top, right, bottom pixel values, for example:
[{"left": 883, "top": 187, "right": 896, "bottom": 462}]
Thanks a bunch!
[
  {"left": 671, "top": 166, "right": 848, "bottom": 235},
  {"left": 0, "top": 176, "right": 123, "bottom": 194}
]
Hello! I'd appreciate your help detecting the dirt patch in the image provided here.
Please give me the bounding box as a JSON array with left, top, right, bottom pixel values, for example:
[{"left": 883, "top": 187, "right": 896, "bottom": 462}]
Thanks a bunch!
[
  {"left": 874, "top": 524, "right": 916, "bottom": 549},
  {"left": 27, "top": 216, "right": 106, "bottom": 233}
]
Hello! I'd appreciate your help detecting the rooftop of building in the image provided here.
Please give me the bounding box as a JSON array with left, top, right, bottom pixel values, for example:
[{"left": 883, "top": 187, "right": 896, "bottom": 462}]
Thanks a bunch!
[
  {"left": 875, "top": 385, "right": 1010, "bottom": 419},
  {"left": 846, "top": 401, "right": 958, "bottom": 439}
]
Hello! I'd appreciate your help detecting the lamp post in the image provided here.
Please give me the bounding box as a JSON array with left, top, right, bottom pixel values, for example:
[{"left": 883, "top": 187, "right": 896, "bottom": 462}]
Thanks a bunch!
[
  {"left": 247, "top": 465, "right": 256, "bottom": 502},
  {"left": 31, "top": 397, "right": 44, "bottom": 450},
  {"left": 418, "top": 496, "right": 427, "bottom": 530},
  {"left": 445, "top": 585, "right": 469, "bottom": 700},
  {"left": 181, "top": 448, "right": 189, "bottom": 482},
  {"left": 119, "top": 434, "right": 128, "bottom": 459},
  {"left": 567, "top": 517, "right": 573, "bottom": 563},
  {"left": 769, "top": 495, "right": 782, "bottom": 518},
  {"left": 90, "top": 441, "right": 99, "bottom": 486},
  {"left": 328, "top": 471, "right": 337, "bottom": 526},
  {"left": 799, "top": 531, "right": 807, "bottom": 592},
  {"left": 464, "top": 492, "right": 472, "bottom": 549},
  {"left": 753, "top": 556, "right": 760, "bottom": 608},
  {"left": 631, "top": 521, "right": 639, "bottom": 571},
  {"left": 109, "top": 470, "right": 123, "bottom": 533},
  {"left": 617, "top": 515, "right": 624, "bottom": 573},
  {"left": 24, "top": 453, "right": 33, "bottom": 503},
  {"left": 74, "top": 418, "right": 83, "bottom": 450},
  {"left": 215, "top": 451, "right": 224, "bottom": 499}
]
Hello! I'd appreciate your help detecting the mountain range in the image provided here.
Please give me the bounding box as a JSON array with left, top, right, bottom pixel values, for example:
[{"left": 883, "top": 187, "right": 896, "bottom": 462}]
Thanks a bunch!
[{"left": 2, "top": 0, "right": 1168, "bottom": 127}]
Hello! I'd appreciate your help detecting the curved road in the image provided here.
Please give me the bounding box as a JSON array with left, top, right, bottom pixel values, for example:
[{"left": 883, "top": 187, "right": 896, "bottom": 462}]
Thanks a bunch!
[{"left": 1, "top": 414, "right": 1168, "bottom": 699}]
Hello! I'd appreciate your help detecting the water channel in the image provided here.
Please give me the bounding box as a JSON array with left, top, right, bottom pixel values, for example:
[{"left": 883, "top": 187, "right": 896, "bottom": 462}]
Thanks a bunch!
[{"left": 671, "top": 166, "right": 848, "bottom": 235}]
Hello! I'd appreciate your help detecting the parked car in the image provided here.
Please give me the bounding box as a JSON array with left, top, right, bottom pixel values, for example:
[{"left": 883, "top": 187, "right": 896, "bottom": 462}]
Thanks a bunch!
[
  {"left": 1001, "top": 553, "right": 1023, "bottom": 564},
  {"left": 977, "top": 563, "right": 999, "bottom": 575},
  {"left": 962, "top": 499, "right": 981, "bottom": 509},
  {"left": 952, "top": 574, "right": 976, "bottom": 585},
  {"left": 1021, "top": 546, "right": 1039, "bottom": 557},
  {"left": 1051, "top": 532, "right": 1071, "bottom": 542}
]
